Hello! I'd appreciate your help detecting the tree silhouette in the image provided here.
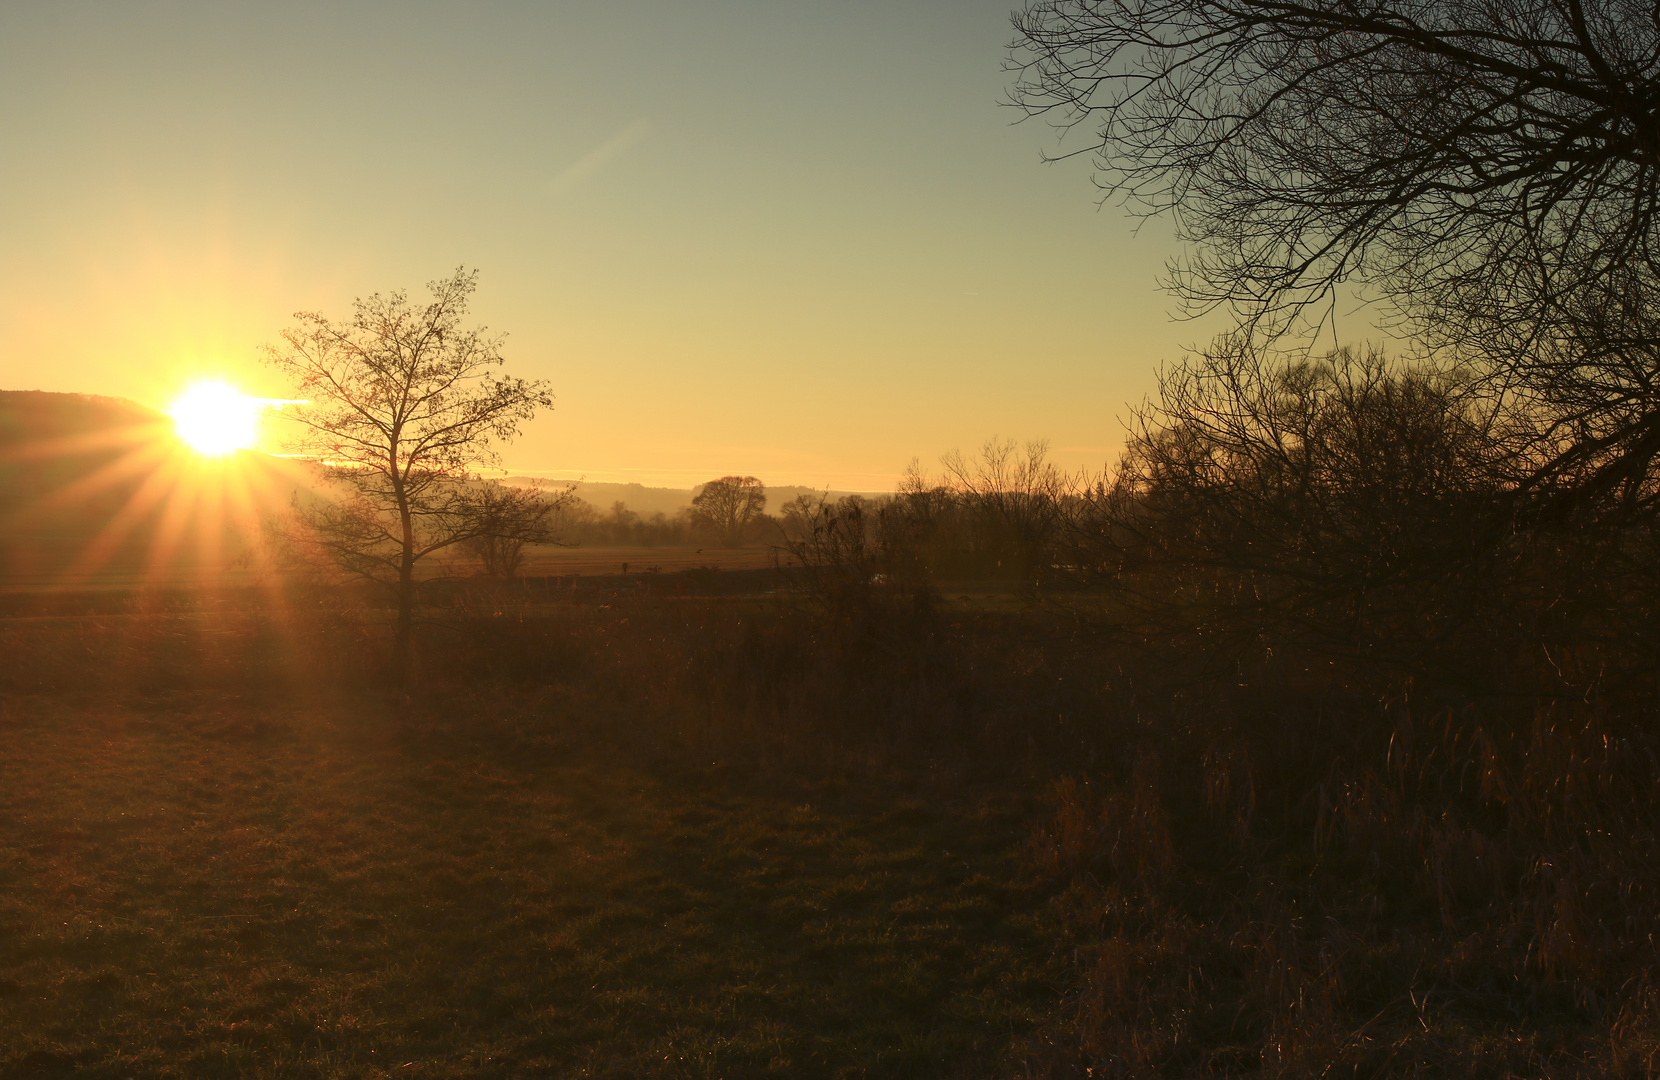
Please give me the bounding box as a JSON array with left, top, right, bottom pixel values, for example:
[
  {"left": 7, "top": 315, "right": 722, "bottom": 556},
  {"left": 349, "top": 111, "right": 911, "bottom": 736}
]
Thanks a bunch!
[
  {"left": 265, "top": 268, "right": 556, "bottom": 678},
  {"left": 690, "top": 476, "right": 766, "bottom": 546},
  {"left": 1010, "top": 0, "right": 1660, "bottom": 515}
]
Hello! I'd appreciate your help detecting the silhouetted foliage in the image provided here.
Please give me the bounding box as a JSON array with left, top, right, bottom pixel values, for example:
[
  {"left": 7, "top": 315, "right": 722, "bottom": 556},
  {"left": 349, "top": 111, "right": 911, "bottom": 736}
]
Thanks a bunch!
[
  {"left": 1045, "top": 340, "right": 1659, "bottom": 699},
  {"left": 1010, "top": 0, "right": 1660, "bottom": 519},
  {"left": 264, "top": 268, "right": 558, "bottom": 677},
  {"left": 690, "top": 475, "right": 767, "bottom": 546},
  {"left": 781, "top": 440, "right": 1075, "bottom": 626},
  {"left": 1070, "top": 343, "right": 1512, "bottom": 668},
  {"left": 459, "top": 481, "right": 576, "bottom": 577},
  {"left": 549, "top": 498, "right": 699, "bottom": 547}
]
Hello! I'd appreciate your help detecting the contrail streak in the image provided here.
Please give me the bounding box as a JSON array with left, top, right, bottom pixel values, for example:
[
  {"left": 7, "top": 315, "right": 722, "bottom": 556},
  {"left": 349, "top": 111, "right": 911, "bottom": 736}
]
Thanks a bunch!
[{"left": 548, "top": 118, "right": 653, "bottom": 196}]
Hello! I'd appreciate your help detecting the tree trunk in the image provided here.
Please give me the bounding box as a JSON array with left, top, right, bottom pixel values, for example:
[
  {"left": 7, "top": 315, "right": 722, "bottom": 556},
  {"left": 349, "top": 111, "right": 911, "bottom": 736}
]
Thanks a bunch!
[
  {"left": 393, "top": 455, "right": 415, "bottom": 687},
  {"left": 393, "top": 557, "right": 415, "bottom": 687}
]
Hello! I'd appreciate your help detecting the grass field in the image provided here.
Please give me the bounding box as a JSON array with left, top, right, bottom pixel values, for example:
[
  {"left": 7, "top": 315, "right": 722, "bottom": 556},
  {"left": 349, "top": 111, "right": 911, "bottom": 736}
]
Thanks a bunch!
[
  {"left": 0, "top": 546, "right": 779, "bottom": 596},
  {"left": 6, "top": 574, "right": 1660, "bottom": 1078},
  {"left": 512, "top": 545, "right": 779, "bottom": 578},
  {"left": 0, "top": 597, "right": 1062, "bottom": 1079}
]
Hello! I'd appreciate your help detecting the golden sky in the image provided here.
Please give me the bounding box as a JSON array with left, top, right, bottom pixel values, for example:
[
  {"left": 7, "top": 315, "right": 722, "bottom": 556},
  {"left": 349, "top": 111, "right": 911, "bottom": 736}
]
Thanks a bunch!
[{"left": 0, "top": 1, "right": 1221, "bottom": 489}]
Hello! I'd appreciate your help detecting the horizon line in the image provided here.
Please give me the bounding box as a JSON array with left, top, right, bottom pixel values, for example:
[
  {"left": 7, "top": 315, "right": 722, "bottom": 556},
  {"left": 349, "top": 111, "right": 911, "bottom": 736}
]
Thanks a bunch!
[{"left": 491, "top": 465, "right": 904, "bottom": 493}]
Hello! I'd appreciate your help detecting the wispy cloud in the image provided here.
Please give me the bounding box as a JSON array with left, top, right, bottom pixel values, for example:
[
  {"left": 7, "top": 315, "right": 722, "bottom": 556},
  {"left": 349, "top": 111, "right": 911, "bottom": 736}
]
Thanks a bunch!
[{"left": 548, "top": 118, "right": 653, "bottom": 196}]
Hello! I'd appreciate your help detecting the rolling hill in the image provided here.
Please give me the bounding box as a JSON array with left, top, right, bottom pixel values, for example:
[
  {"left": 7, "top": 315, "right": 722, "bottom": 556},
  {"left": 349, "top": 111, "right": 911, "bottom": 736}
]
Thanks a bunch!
[{"left": 0, "top": 390, "right": 304, "bottom": 590}]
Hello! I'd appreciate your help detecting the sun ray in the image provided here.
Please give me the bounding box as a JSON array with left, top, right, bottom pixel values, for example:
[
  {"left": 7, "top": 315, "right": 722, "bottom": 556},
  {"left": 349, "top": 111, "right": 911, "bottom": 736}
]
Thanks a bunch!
[
  {"left": 29, "top": 438, "right": 176, "bottom": 514},
  {"left": 142, "top": 461, "right": 204, "bottom": 584},
  {"left": 58, "top": 453, "right": 191, "bottom": 587},
  {"left": 190, "top": 464, "right": 228, "bottom": 589},
  {"left": 3, "top": 419, "right": 170, "bottom": 463},
  {"left": 7, "top": 386, "right": 309, "bottom": 593}
]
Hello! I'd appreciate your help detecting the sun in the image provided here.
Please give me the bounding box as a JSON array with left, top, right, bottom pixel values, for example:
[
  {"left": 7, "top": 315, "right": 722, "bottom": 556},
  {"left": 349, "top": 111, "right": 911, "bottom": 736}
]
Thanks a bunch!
[{"left": 169, "top": 381, "right": 262, "bottom": 456}]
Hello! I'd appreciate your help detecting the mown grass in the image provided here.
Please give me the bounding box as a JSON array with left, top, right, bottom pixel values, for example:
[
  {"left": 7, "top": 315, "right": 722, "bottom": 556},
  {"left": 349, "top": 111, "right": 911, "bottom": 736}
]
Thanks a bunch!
[{"left": 0, "top": 596, "right": 1063, "bottom": 1079}]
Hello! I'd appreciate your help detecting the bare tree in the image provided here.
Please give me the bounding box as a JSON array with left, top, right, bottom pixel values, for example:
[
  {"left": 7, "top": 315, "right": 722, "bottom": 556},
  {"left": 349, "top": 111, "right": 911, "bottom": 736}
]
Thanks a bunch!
[
  {"left": 264, "top": 268, "right": 555, "bottom": 677},
  {"left": 1009, "top": 0, "right": 1660, "bottom": 514},
  {"left": 779, "top": 493, "right": 825, "bottom": 543},
  {"left": 690, "top": 476, "right": 766, "bottom": 546},
  {"left": 1072, "top": 338, "right": 1524, "bottom": 669},
  {"left": 780, "top": 445, "right": 1074, "bottom": 595},
  {"left": 781, "top": 494, "right": 888, "bottom": 618},
  {"left": 461, "top": 481, "right": 571, "bottom": 578},
  {"left": 940, "top": 438, "right": 1071, "bottom": 582}
]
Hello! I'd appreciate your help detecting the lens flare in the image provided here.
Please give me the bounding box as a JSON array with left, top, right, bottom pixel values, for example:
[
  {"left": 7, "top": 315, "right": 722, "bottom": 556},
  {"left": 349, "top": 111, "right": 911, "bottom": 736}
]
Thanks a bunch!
[{"left": 169, "top": 381, "right": 260, "bottom": 456}]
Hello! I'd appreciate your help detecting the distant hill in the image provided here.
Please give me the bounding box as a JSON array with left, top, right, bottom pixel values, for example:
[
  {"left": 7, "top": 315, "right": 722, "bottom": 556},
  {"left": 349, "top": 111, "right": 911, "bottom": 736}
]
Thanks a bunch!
[
  {"left": 0, "top": 392, "right": 891, "bottom": 588},
  {"left": 0, "top": 389, "right": 164, "bottom": 445},
  {"left": 503, "top": 478, "right": 889, "bottom": 518},
  {"left": 0, "top": 390, "right": 304, "bottom": 589}
]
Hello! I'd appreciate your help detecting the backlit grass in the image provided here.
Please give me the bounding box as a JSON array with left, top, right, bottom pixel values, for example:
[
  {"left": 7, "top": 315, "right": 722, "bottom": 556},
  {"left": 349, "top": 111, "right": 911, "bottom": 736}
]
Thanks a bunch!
[
  {"left": 10, "top": 579, "right": 1657, "bottom": 1078},
  {"left": 0, "top": 678, "right": 1057, "bottom": 1078}
]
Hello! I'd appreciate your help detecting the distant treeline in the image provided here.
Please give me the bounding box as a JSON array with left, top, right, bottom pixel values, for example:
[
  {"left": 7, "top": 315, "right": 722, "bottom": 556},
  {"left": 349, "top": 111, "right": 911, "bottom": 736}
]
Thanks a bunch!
[
  {"left": 548, "top": 472, "right": 1069, "bottom": 562},
  {"left": 549, "top": 474, "right": 779, "bottom": 549},
  {"left": 534, "top": 480, "right": 882, "bottom": 550},
  {"left": 759, "top": 344, "right": 1660, "bottom": 1072},
  {"left": 551, "top": 498, "right": 723, "bottom": 548},
  {"left": 774, "top": 343, "right": 1660, "bottom": 694}
]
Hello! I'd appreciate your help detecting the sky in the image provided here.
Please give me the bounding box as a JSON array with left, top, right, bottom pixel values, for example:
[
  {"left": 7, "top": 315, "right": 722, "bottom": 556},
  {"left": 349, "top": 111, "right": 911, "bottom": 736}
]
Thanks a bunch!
[{"left": 0, "top": 1, "right": 1225, "bottom": 490}]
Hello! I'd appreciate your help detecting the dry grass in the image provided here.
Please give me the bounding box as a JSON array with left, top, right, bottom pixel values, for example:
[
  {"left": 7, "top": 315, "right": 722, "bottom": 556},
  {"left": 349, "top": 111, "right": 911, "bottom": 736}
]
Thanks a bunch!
[
  {"left": 0, "top": 592, "right": 1064, "bottom": 1079},
  {"left": 1010, "top": 668, "right": 1660, "bottom": 1079},
  {"left": 5, "top": 578, "right": 1659, "bottom": 1077}
]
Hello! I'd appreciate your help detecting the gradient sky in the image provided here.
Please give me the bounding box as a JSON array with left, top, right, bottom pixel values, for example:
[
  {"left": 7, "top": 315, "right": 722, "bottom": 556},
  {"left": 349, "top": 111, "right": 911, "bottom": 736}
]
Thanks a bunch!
[{"left": 0, "top": 1, "right": 1227, "bottom": 489}]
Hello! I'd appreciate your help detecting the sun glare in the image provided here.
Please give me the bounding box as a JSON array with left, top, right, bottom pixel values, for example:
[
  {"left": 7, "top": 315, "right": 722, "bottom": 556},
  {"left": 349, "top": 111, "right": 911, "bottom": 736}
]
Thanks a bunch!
[{"left": 170, "top": 381, "right": 261, "bottom": 456}]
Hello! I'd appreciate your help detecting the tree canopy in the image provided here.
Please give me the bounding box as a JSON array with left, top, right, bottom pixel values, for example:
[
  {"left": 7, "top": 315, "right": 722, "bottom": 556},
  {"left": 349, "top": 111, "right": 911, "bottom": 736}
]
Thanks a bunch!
[
  {"left": 266, "top": 268, "right": 556, "bottom": 673},
  {"left": 1010, "top": 0, "right": 1660, "bottom": 513},
  {"left": 691, "top": 476, "right": 767, "bottom": 546}
]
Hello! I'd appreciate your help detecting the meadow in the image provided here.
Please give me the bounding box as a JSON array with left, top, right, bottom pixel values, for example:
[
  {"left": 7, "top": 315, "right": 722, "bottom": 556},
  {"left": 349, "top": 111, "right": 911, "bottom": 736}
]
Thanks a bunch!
[
  {"left": 4, "top": 546, "right": 1660, "bottom": 1078},
  {"left": 0, "top": 581, "right": 1065, "bottom": 1079}
]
